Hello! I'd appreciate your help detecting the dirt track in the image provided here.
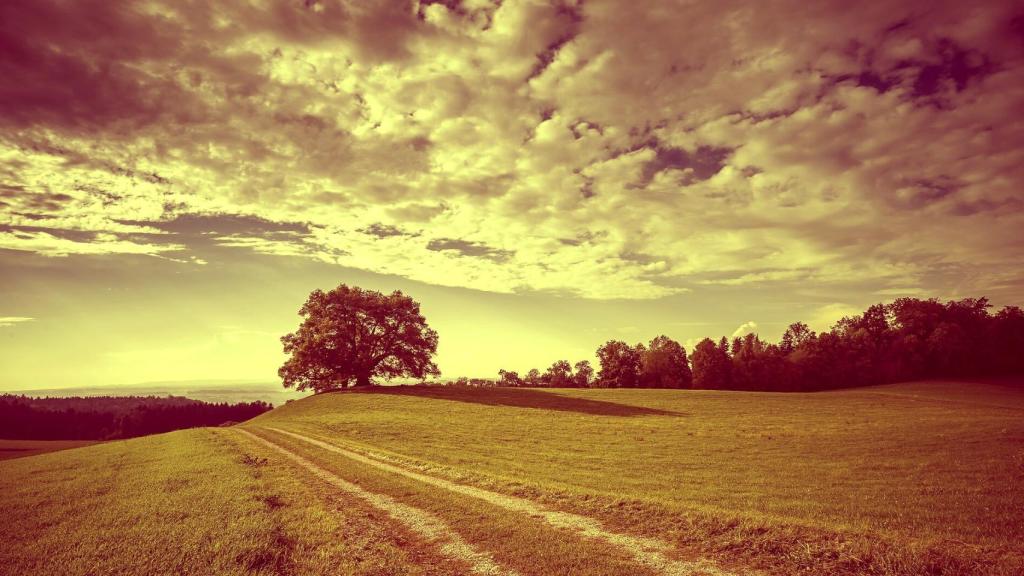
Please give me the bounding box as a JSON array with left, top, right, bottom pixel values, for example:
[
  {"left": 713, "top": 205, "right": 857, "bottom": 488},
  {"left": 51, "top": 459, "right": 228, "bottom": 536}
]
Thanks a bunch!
[
  {"left": 237, "top": 429, "right": 518, "bottom": 576},
  {"left": 259, "top": 426, "right": 736, "bottom": 576}
]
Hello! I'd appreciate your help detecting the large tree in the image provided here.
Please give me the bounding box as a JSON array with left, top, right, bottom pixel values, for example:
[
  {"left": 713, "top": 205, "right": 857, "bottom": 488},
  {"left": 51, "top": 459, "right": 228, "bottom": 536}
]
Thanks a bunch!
[
  {"left": 279, "top": 285, "right": 440, "bottom": 391},
  {"left": 497, "top": 369, "right": 524, "bottom": 387},
  {"left": 544, "top": 360, "right": 574, "bottom": 388},
  {"left": 639, "top": 335, "right": 692, "bottom": 388},
  {"left": 690, "top": 337, "right": 732, "bottom": 389},
  {"left": 780, "top": 322, "right": 815, "bottom": 355},
  {"left": 596, "top": 340, "right": 644, "bottom": 388},
  {"left": 573, "top": 360, "right": 595, "bottom": 388}
]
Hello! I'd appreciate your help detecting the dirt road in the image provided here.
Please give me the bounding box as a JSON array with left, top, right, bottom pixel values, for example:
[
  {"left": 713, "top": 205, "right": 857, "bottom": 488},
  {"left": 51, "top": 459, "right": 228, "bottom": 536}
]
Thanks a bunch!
[
  {"left": 238, "top": 429, "right": 518, "bottom": 576},
  {"left": 248, "top": 426, "right": 736, "bottom": 576}
]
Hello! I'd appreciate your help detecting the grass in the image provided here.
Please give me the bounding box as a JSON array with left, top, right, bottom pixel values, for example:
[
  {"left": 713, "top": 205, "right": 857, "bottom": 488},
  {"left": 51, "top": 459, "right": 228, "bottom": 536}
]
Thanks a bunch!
[
  {"left": 3, "top": 379, "right": 1021, "bottom": 575},
  {"left": 250, "top": 379, "right": 1024, "bottom": 575},
  {"left": 247, "top": 426, "right": 671, "bottom": 576},
  {"left": 0, "top": 428, "right": 469, "bottom": 575},
  {"left": 0, "top": 439, "right": 99, "bottom": 461}
]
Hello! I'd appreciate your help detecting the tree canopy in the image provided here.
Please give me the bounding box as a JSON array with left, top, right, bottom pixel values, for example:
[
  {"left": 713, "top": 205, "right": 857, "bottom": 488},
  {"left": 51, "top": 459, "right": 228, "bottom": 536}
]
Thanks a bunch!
[
  {"left": 0, "top": 395, "right": 271, "bottom": 440},
  {"left": 596, "top": 340, "right": 644, "bottom": 387},
  {"left": 640, "top": 335, "right": 693, "bottom": 388},
  {"left": 490, "top": 296, "right": 1024, "bottom": 391},
  {"left": 279, "top": 285, "right": 440, "bottom": 391}
]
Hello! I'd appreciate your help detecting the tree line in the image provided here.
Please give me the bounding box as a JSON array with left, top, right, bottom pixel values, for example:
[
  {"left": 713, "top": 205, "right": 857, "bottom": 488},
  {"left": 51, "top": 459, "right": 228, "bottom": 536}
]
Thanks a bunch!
[
  {"left": 491, "top": 297, "right": 1024, "bottom": 391},
  {"left": 0, "top": 395, "right": 272, "bottom": 440},
  {"left": 275, "top": 285, "right": 1023, "bottom": 392}
]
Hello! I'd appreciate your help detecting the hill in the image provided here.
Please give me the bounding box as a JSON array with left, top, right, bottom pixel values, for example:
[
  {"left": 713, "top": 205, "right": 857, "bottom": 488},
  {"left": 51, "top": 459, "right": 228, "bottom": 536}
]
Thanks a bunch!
[{"left": 2, "top": 380, "right": 1022, "bottom": 575}]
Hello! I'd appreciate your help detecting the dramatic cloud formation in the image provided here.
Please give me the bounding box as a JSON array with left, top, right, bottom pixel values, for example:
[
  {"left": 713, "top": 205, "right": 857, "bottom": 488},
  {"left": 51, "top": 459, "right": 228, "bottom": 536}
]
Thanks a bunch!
[{"left": 2, "top": 0, "right": 1023, "bottom": 303}]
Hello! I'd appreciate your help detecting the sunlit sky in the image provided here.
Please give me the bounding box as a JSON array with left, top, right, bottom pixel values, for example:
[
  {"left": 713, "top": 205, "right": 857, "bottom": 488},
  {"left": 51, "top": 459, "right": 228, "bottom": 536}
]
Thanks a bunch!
[{"left": 2, "top": 0, "right": 1023, "bottom": 389}]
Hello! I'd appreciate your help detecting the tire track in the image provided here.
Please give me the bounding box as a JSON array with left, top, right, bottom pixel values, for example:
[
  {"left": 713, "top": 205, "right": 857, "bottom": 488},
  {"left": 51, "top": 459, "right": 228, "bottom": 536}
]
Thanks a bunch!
[
  {"left": 236, "top": 429, "right": 518, "bottom": 576},
  {"left": 263, "top": 427, "right": 736, "bottom": 576}
]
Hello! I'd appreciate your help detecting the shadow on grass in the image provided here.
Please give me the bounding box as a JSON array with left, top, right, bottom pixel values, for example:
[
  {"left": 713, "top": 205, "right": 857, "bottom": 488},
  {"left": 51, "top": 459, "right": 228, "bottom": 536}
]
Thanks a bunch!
[{"left": 352, "top": 386, "right": 684, "bottom": 417}]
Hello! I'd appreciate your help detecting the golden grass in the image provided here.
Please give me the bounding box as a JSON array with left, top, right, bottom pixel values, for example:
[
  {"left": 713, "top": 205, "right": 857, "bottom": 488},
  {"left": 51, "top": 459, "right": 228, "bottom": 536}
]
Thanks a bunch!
[
  {"left": 250, "top": 380, "right": 1024, "bottom": 575},
  {"left": 0, "top": 428, "right": 469, "bottom": 575},
  {"left": 246, "top": 426, "right": 671, "bottom": 576},
  {"left": 3, "top": 380, "right": 1021, "bottom": 575},
  {"left": 0, "top": 439, "right": 99, "bottom": 461}
]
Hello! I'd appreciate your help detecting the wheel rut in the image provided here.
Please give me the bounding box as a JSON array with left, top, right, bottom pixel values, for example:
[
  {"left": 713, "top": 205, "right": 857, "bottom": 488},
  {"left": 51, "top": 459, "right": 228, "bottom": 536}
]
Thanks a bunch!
[
  {"left": 262, "top": 426, "right": 738, "bottom": 576},
  {"left": 237, "top": 429, "right": 518, "bottom": 576}
]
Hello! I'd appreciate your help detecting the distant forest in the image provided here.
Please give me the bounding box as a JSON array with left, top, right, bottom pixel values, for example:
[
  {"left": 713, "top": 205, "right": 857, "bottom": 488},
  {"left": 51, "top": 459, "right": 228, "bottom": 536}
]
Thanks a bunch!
[
  {"left": 0, "top": 395, "right": 272, "bottom": 440},
  {"left": 487, "top": 297, "right": 1024, "bottom": 391}
]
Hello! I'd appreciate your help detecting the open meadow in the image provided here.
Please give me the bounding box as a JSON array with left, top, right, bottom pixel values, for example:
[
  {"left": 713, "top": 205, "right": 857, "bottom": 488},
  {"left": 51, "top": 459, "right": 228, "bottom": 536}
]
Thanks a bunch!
[
  {"left": 1, "top": 380, "right": 1022, "bottom": 575},
  {"left": 5, "top": 1, "right": 1024, "bottom": 574}
]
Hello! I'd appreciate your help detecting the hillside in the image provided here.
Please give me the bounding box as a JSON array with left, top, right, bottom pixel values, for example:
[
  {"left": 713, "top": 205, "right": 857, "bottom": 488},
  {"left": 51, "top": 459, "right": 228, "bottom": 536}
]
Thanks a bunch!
[{"left": 2, "top": 380, "right": 1022, "bottom": 575}]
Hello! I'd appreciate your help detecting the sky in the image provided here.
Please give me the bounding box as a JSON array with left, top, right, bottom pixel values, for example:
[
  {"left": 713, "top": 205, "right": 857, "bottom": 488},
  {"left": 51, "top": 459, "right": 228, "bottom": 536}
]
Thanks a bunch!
[{"left": 1, "top": 0, "right": 1023, "bottom": 389}]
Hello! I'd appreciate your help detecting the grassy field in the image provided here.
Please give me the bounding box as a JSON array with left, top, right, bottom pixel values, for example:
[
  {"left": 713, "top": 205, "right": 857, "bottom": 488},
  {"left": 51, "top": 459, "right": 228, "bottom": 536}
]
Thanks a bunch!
[
  {"left": 0, "top": 439, "right": 99, "bottom": 460},
  {"left": 249, "top": 380, "right": 1024, "bottom": 575},
  {"left": 2, "top": 380, "right": 1022, "bottom": 575},
  {"left": 0, "top": 429, "right": 470, "bottom": 575}
]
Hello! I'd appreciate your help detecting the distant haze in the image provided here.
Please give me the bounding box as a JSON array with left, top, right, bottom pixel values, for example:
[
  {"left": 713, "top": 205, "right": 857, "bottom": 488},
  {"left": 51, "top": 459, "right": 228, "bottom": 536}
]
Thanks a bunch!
[{"left": 3, "top": 380, "right": 309, "bottom": 407}]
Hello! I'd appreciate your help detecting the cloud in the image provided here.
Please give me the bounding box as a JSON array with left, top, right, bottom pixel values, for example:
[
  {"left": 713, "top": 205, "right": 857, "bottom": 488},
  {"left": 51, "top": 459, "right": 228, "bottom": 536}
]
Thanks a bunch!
[
  {"left": 426, "top": 238, "right": 514, "bottom": 262},
  {"left": 360, "top": 223, "right": 410, "bottom": 238},
  {"left": 0, "top": 0, "right": 1021, "bottom": 301},
  {"left": 134, "top": 214, "right": 312, "bottom": 238},
  {"left": 731, "top": 321, "right": 759, "bottom": 338},
  {"left": 214, "top": 234, "right": 328, "bottom": 259},
  {"left": 0, "top": 230, "right": 184, "bottom": 258},
  {"left": 0, "top": 317, "right": 34, "bottom": 328}
]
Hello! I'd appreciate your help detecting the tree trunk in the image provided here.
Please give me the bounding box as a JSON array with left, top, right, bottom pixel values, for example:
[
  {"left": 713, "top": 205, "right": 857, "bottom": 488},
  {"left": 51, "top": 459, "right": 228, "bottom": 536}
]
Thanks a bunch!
[{"left": 354, "top": 373, "right": 372, "bottom": 387}]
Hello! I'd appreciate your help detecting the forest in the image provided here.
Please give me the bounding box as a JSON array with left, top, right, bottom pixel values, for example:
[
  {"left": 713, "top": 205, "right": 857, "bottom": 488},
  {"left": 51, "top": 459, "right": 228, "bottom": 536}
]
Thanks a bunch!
[
  {"left": 493, "top": 297, "right": 1024, "bottom": 391},
  {"left": 0, "top": 395, "right": 272, "bottom": 440}
]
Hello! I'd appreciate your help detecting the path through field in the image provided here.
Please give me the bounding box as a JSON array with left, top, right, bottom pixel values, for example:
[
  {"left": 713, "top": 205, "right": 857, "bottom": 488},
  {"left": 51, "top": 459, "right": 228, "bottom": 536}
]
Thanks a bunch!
[
  {"left": 238, "top": 429, "right": 516, "bottom": 576},
  {"left": 245, "top": 427, "right": 735, "bottom": 576}
]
